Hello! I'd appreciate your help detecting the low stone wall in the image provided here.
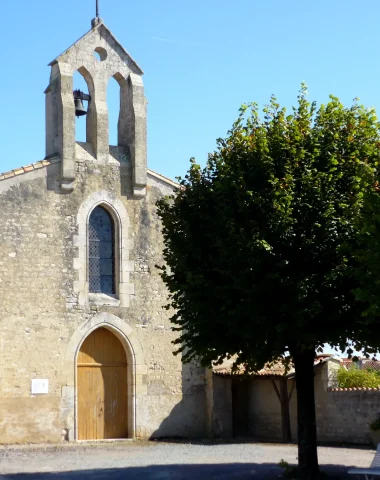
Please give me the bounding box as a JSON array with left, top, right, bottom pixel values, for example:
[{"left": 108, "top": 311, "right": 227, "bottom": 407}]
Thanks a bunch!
[
  {"left": 303, "top": 360, "right": 380, "bottom": 445},
  {"left": 315, "top": 388, "right": 380, "bottom": 445},
  {"left": 212, "top": 359, "right": 380, "bottom": 445}
]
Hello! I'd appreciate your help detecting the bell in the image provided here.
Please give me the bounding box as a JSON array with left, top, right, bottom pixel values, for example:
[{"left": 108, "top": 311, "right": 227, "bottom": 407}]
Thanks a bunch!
[{"left": 74, "top": 98, "right": 87, "bottom": 117}]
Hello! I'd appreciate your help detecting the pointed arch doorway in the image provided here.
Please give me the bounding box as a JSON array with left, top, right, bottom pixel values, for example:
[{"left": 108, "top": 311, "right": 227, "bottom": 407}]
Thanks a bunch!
[{"left": 77, "top": 327, "right": 128, "bottom": 440}]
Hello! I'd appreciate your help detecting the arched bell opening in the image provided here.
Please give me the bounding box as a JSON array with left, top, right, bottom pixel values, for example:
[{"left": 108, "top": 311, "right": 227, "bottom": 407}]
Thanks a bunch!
[
  {"left": 76, "top": 326, "right": 133, "bottom": 440},
  {"left": 73, "top": 67, "right": 96, "bottom": 150},
  {"left": 112, "top": 73, "right": 129, "bottom": 148},
  {"left": 107, "top": 75, "right": 122, "bottom": 147}
]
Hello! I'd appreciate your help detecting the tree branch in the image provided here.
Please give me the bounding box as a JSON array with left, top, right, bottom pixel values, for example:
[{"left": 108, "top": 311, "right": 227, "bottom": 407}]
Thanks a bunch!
[{"left": 271, "top": 379, "right": 281, "bottom": 402}]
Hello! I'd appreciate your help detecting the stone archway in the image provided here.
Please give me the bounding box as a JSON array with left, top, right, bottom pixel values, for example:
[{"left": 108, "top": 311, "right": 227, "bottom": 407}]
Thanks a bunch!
[{"left": 61, "top": 312, "right": 147, "bottom": 441}]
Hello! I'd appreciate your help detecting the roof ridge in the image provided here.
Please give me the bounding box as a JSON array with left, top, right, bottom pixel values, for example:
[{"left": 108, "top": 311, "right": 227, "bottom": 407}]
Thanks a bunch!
[
  {"left": 0, "top": 158, "right": 60, "bottom": 182},
  {"left": 49, "top": 22, "right": 143, "bottom": 75},
  {"left": 0, "top": 159, "right": 178, "bottom": 187},
  {"left": 329, "top": 387, "right": 380, "bottom": 392},
  {"left": 147, "top": 169, "right": 179, "bottom": 187}
]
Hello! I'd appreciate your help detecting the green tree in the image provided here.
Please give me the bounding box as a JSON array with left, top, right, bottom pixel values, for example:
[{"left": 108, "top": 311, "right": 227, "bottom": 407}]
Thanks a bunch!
[
  {"left": 337, "top": 367, "right": 380, "bottom": 389},
  {"left": 352, "top": 178, "right": 380, "bottom": 341},
  {"left": 157, "top": 86, "right": 380, "bottom": 479}
]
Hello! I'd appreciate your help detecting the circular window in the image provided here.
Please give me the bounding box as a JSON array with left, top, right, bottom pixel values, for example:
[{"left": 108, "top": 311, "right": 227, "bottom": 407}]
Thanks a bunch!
[{"left": 94, "top": 47, "right": 107, "bottom": 61}]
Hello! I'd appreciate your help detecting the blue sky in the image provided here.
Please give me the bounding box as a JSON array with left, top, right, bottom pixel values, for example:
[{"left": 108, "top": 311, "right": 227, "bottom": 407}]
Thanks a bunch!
[
  {"left": 2, "top": 0, "right": 380, "bottom": 182},
  {"left": 2, "top": 0, "right": 378, "bottom": 356}
]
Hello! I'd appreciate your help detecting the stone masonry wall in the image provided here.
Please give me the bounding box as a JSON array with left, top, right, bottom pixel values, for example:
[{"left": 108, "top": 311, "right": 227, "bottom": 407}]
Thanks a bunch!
[
  {"left": 248, "top": 378, "right": 283, "bottom": 441},
  {"left": 0, "top": 157, "right": 206, "bottom": 444},
  {"left": 314, "top": 389, "right": 380, "bottom": 444},
  {"left": 313, "top": 364, "right": 380, "bottom": 445},
  {"left": 215, "top": 359, "right": 380, "bottom": 445},
  {"left": 252, "top": 361, "right": 380, "bottom": 445},
  {"left": 289, "top": 359, "right": 380, "bottom": 445}
]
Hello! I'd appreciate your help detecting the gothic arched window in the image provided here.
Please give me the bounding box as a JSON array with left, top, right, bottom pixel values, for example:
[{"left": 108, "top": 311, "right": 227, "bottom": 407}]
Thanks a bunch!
[{"left": 89, "top": 206, "right": 115, "bottom": 294}]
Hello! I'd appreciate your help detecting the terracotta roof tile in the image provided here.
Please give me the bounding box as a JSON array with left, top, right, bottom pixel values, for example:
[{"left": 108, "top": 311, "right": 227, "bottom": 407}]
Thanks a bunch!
[
  {"left": 213, "top": 356, "right": 333, "bottom": 378},
  {"left": 329, "top": 387, "right": 380, "bottom": 392},
  {"left": 362, "top": 360, "right": 380, "bottom": 370},
  {"left": 340, "top": 358, "right": 380, "bottom": 370},
  {"left": 214, "top": 360, "right": 294, "bottom": 377},
  {"left": 0, "top": 157, "right": 60, "bottom": 182},
  {"left": 147, "top": 169, "right": 179, "bottom": 188}
]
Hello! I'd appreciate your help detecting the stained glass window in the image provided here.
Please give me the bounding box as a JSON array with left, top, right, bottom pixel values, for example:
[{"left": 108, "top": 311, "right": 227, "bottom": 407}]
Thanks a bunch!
[{"left": 89, "top": 206, "right": 115, "bottom": 294}]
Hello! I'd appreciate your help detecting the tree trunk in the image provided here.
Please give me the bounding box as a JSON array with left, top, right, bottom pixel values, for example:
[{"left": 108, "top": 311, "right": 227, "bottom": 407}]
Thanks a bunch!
[{"left": 293, "top": 348, "right": 320, "bottom": 480}]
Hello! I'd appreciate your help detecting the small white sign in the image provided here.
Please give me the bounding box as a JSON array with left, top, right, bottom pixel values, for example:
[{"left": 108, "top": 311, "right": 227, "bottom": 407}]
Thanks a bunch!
[{"left": 31, "top": 379, "right": 49, "bottom": 395}]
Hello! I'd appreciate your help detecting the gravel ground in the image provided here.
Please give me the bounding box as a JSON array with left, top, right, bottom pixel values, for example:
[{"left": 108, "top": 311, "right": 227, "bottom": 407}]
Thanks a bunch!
[{"left": 0, "top": 441, "right": 375, "bottom": 479}]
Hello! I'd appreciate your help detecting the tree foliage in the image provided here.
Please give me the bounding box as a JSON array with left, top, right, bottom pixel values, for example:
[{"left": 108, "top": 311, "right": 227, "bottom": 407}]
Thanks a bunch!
[
  {"left": 337, "top": 367, "right": 380, "bottom": 389},
  {"left": 157, "top": 85, "right": 380, "bottom": 478},
  {"left": 352, "top": 178, "right": 380, "bottom": 328},
  {"left": 158, "top": 85, "right": 380, "bottom": 369}
]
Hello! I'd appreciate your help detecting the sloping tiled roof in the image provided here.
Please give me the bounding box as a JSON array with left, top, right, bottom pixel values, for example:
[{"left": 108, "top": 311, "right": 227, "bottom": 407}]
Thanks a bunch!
[
  {"left": 363, "top": 360, "right": 380, "bottom": 370},
  {"left": 213, "top": 355, "right": 331, "bottom": 378},
  {"left": 342, "top": 358, "right": 354, "bottom": 369},
  {"left": 147, "top": 169, "right": 179, "bottom": 188},
  {"left": 341, "top": 358, "right": 380, "bottom": 370},
  {"left": 213, "top": 360, "right": 294, "bottom": 378},
  {"left": 0, "top": 157, "right": 60, "bottom": 181}
]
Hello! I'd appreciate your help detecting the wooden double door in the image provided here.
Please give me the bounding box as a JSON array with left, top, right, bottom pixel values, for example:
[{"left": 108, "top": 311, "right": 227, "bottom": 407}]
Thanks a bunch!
[{"left": 77, "top": 327, "right": 128, "bottom": 440}]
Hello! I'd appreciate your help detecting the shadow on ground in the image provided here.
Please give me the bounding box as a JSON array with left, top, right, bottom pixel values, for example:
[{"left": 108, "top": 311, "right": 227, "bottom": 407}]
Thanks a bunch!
[
  {"left": 0, "top": 463, "right": 359, "bottom": 479},
  {"left": 150, "top": 436, "right": 374, "bottom": 449}
]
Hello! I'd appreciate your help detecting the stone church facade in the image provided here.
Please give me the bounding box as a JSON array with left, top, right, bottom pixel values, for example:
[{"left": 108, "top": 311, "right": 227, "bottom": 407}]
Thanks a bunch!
[{"left": 0, "top": 18, "right": 207, "bottom": 443}]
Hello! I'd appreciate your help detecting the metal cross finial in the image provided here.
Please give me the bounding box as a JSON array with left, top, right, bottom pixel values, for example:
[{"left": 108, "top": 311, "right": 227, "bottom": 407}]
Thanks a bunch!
[{"left": 96, "top": 0, "right": 99, "bottom": 18}]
